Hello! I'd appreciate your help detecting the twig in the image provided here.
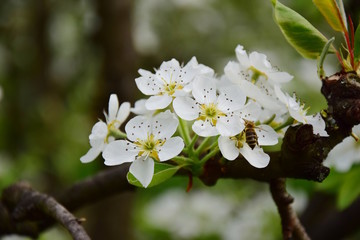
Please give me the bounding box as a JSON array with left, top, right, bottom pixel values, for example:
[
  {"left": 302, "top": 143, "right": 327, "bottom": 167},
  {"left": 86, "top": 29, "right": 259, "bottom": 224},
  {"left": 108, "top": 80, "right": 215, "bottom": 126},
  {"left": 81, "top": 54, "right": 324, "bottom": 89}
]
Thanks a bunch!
[
  {"left": 269, "top": 178, "right": 310, "bottom": 240},
  {"left": 2, "top": 182, "right": 90, "bottom": 240}
]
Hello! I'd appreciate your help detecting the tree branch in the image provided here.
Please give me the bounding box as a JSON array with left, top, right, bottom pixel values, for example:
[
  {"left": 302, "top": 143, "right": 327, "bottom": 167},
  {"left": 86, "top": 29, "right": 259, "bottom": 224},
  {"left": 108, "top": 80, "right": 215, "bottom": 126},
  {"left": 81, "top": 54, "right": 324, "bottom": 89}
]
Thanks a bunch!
[
  {"left": 1, "top": 182, "right": 90, "bottom": 240},
  {"left": 270, "top": 178, "right": 310, "bottom": 240}
]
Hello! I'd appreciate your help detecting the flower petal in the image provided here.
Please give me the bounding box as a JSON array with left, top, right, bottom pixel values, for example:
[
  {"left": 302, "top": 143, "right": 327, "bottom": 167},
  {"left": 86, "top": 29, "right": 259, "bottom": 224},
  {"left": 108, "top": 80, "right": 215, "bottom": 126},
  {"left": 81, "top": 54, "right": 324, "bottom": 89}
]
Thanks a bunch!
[
  {"left": 268, "top": 71, "right": 293, "bottom": 84},
  {"left": 103, "top": 140, "right": 137, "bottom": 166},
  {"left": 152, "top": 110, "right": 179, "bottom": 139},
  {"left": 125, "top": 116, "right": 151, "bottom": 142},
  {"left": 131, "top": 99, "right": 155, "bottom": 116},
  {"left": 80, "top": 146, "right": 103, "bottom": 163},
  {"left": 217, "top": 86, "right": 246, "bottom": 113},
  {"left": 218, "top": 136, "right": 239, "bottom": 160},
  {"left": 239, "top": 144, "right": 270, "bottom": 168},
  {"left": 235, "top": 45, "right": 251, "bottom": 69},
  {"left": 158, "top": 137, "right": 184, "bottom": 161},
  {"left": 256, "top": 125, "right": 278, "bottom": 146},
  {"left": 108, "top": 94, "right": 119, "bottom": 122},
  {"left": 173, "top": 97, "right": 199, "bottom": 120},
  {"left": 249, "top": 51, "right": 271, "bottom": 71},
  {"left": 192, "top": 120, "right": 218, "bottom": 137},
  {"left": 89, "top": 121, "right": 108, "bottom": 147},
  {"left": 129, "top": 157, "right": 154, "bottom": 188},
  {"left": 224, "top": 61, "right": 243, "bottom": 84},
  {"left": 237, "top": 80, "right": 284, "bottom": 112},
  {"left": 306, "top": 113, "right": 328, "bottom": 137},
  {"left": 145, "top": 95, "right": 172, "bottom": 110},
  {"left": 116, "top": 102, "right": 131, "bottom": 125},
  {"left": 217, "top": 116, "right": 244, "bottom": 137},
  {"left": 192, "top": 76, "right": 217, "bottom": 104},
  {"left": 135, "top": 69, "right": 162, "bottom": 95}
]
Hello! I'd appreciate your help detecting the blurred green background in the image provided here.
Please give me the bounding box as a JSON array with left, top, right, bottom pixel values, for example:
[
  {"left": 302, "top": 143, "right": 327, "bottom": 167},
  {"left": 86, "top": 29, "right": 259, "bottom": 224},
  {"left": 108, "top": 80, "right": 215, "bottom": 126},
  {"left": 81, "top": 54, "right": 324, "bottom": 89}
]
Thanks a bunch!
[{"left": 0, "top": 0, "right": 359, "bottom": 239}]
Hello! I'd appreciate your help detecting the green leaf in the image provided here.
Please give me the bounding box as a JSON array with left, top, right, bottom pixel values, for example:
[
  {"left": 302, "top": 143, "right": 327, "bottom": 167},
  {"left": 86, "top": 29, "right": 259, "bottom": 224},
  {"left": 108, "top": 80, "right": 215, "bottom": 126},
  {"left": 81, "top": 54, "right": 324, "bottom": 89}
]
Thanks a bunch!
[
  {"left": 354, "top": 22, "right": 360, "bottom": 62},
  {"left": 337, "top": 165, "right": 360, "bottom": 210},
  {"left": 272, "top": 0, "right": 335, "bottom": 59},
  {"left": 313, "top": 0, "right": 345, "bottom": 32},
  {"left": 127, "top": 162, "right": 181, "bottom": 188}
]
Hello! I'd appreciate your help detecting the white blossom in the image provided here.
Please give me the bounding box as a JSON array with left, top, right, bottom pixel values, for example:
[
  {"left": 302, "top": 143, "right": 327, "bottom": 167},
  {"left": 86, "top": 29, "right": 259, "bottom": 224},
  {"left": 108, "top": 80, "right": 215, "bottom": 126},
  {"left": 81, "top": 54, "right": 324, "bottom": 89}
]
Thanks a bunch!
[
  {"left": 81, "top": 94, "right": 130, "bottom": 163},
  {"left": 173, "top": 76, "right": 246, "bottom": 137},
  {"left": 102, "top": 110, "right": 184, "bottom": 187},
  {"left": 218, "top": 123, "right": 278, "bottom": 168},
  {"left": 224, "top": 45, "right": 292, "bottom": 113},
  {"left": 131, "top": 99, "right": 156, "bottom": 116},
  {"left": 325, "top": 124, "right": 360, "bottom": 172},
  {"left": 274, "top": 85, "right": 328, "bottom": 137},
  {"left": 135, "top": 57, "right": 214, "bottom": 110}
]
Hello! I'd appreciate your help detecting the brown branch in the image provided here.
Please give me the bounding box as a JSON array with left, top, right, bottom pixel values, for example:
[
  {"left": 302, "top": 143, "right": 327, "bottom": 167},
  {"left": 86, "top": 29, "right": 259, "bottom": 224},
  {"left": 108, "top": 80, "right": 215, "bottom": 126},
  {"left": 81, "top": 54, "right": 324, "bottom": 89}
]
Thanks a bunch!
[
  {"left": 1, "top": 182, "right": 90, "bottom": 240},
  {"left": 270, "top": 178, "right": 310, "bottom": 240}
]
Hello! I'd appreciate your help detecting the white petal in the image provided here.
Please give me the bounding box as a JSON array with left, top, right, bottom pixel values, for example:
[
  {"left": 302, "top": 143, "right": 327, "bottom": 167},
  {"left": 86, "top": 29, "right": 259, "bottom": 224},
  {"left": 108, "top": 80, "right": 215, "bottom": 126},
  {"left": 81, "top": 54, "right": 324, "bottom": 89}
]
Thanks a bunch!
[
  {"left": 217, "top": 116, "right": 244, "bottom": 137},
  {"left": 256, "top": 125, "right": 278, "bottom": 146},
  {"left": 173, "top": 97, "right": 199, "bottom": 120},
  {"left": 131, "top": 99, "right": 155, "bottom": 116},
  {"left": 217, "top": 86, "right": 246, "bottom": 113},
  {"left": 158, "top": 137, "right": 184, "bottom": 161},
  {"left": 218, "top": 136, "right": 239, "bottom": 160},
  {"left": 89, "top": 121, "right": 108, "bottom": 147},
  {"left": 152, "top": 110, "right": 179, "bottom": 139},
  {"left": 249, "top": 51, "right": 271, "bottom": 71},
  {"left": 80, "top": 146, "right": 103, "bottom": 163},
  {"left": 125, "top": 116, "right": 151, "bottom": 141},
  {"left": 268, "top": 71, "right": 293, "bottom": 84},
  {"left": 224, "top": 61, "right": 243, "bottom": 84},
  {"left": 237, "top": 80, "right": 284, "bottom": 111},
  {"left": 145, "top": 95, "right": 172, "bottom": 110},
  {"left": 192, "top": 76, "right": 217, "bottom": 104},
  {"left": 129, "top": 157, "right": 154, "bottom": 188},
  {"left": 306, "top": 113, "right": 328, "bottom": 137},
  {"left": 187, "top": 56, "right": 215, "bottom": 77},
  {"left": 235, "top": 45, "right": 250, "bottom": 69},
  {"left": 238, "top": 101, "right": 262, "bottom": 121},
  {"left": 325, "top": 137, "right": 358, "bottom": 172},
  {"left": 135, "top": 69, "right": 162, "bottom": 95},
  {"left": 103, "top": 140, "right": 137, "bottom": 166},
  {"left": 192, "top": 120, "right": 219, "bottom": 137},
  {"left": 116, "top": 102, "right": 131, "bottom": 125},
  {"left": 239, "top": 144, "right": 270, "bottom": 168},
  {"left": 108, "top": 94, "right": 119, "bottom": 122}
]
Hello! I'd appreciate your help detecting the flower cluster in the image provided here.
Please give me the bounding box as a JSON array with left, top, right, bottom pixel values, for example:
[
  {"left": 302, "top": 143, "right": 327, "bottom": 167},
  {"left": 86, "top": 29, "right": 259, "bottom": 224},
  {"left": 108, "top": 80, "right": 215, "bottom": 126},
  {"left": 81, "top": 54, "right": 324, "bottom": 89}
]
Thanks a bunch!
[{"left": 81, "top": 45, "right": 328, "bottom": 187}]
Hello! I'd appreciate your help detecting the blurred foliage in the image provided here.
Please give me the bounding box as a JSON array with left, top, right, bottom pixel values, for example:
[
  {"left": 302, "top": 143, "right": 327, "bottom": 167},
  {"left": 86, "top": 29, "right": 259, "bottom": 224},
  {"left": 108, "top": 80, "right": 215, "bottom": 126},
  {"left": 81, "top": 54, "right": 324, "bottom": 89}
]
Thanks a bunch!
[{"left": 0, "top": 0, "right": 359, "bottom": 239}]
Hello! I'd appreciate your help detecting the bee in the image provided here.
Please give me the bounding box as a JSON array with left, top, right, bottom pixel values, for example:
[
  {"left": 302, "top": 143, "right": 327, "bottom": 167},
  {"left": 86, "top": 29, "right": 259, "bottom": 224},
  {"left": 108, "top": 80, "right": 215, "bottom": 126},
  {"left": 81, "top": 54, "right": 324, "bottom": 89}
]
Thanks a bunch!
[{"left": 244, "top": 120, "right": 258, "bottom": 149}]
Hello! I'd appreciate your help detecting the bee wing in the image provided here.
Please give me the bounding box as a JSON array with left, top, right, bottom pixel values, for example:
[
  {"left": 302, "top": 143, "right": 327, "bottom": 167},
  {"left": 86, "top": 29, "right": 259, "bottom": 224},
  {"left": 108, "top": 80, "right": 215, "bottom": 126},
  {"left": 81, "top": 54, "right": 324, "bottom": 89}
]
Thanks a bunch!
[{"left": 255, "top": 125, "right": 278, "bottom": 146}]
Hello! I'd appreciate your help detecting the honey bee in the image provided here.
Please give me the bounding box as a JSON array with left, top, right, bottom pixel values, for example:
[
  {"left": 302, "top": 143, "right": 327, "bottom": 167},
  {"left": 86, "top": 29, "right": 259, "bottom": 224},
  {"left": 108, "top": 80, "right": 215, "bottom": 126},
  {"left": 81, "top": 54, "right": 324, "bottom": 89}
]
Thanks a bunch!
[{"left": 244, "top": 120, "right": 258, "bottom": 149}]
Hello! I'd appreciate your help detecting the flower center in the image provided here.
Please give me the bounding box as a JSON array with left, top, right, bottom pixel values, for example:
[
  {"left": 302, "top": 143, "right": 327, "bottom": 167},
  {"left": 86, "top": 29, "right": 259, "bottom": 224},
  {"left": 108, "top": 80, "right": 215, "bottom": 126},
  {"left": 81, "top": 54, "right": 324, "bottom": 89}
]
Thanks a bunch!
[
  {"left": 248, "top": 66, "right": 268, "bottom": 83},
  {"left": 164, "top": 82, "right": 183, "bottom": 96},
  {"left": 198, "top": 103, "right": 226, "bottom": 126},
  {"left": 231, "top": 133, "right": 246, "bottom": 149},
  {"left": 134, "top": 134, "right": 163, "bottom": 161}
]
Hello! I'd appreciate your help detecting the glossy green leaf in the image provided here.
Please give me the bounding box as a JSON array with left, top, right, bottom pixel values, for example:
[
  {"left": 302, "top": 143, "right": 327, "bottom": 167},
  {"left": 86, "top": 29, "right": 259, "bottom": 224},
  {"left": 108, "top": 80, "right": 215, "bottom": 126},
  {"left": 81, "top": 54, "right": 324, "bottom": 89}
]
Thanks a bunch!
[
  {"left": 127, "top": 162, "right": 181, "bottom": 188},
  {"left": 313, "top": 0, "right": 345, "bottom": 32},
  {"left": 354, "top": 22, "right": 360, "bottom": 62},
  {"left": 272, "top": 0, "right": 335, "bottom": 59},
  {"left": 337, "top": 165, "right": 360, "bottom": 210}
]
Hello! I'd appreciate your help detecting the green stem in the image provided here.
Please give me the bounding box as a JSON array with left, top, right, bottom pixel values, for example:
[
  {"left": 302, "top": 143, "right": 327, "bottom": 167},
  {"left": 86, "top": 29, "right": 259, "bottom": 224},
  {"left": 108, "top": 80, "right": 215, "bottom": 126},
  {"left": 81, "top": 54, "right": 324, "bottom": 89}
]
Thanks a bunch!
[
  {"left": 188, "top": 135, "right": 199, "bottom": 151},
  {"left": 274, "top": 117, "right": 294, "bottom": 131},
  {"left": 195, "top": 137, "right": 212, "bottom": 156},
  {"left": 199, "top": 147, "right": 219, "bottom": 164},
  {"left": 172, "top": 156, "right": 194, "bottom": 164},
  {"left": 109, "top": 128, "right": 127, "bottom": 139},
  {"left": 178, "top": 118, "right": 191, "bottom": 146}
]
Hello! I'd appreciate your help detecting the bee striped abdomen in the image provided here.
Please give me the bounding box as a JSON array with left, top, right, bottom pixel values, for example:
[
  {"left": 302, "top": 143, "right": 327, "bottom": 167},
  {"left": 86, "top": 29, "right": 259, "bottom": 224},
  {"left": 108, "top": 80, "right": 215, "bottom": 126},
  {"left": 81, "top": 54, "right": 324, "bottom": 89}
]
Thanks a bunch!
[{"left": 245, "top": 121, "right": 258, "bottom": 149}]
